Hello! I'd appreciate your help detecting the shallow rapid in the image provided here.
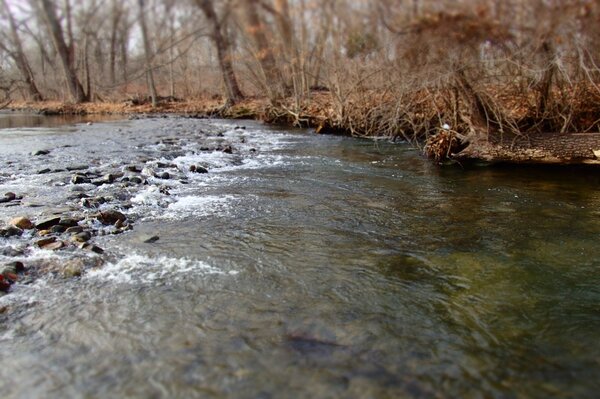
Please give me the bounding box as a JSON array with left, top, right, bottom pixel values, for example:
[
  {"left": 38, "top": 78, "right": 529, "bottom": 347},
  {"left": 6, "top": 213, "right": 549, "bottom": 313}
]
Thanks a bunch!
[{"left": 1, "top": 115, "right": 599, "bottom": 398}]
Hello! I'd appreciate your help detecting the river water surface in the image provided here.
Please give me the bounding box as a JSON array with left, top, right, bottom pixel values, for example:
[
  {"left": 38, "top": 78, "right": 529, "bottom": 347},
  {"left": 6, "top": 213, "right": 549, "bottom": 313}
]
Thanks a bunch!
[{"left": 0, "top": 115, "right": 599, "bottom": 398}]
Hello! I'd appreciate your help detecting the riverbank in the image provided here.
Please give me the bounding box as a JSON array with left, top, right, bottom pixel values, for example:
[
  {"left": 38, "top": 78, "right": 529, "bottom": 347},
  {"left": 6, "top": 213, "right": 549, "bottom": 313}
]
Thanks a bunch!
[{"left": 8, "top": 88, "right": 600, "bottom": 165}]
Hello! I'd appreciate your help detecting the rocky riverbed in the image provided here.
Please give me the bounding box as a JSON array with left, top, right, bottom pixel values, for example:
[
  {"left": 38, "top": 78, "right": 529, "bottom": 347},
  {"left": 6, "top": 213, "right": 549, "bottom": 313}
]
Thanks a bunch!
[{"left": 0, "top": 115, "right": 259, "bottom": 299}]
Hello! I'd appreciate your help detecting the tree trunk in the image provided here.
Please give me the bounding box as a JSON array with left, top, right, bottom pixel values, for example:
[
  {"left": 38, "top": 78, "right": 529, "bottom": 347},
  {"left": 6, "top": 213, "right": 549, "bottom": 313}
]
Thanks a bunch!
[
  {"left": 138, "top": 0, "right": 157, "bottom": 107},
  {"left": 1, "top": 0, "right": 44, "bottom": 101},
  {"left": 273, "top": 0, "right": 304, "bottom": 99},
  {"left": 196, "top": 0, "right": 244, "bottom": 106},
  {"left": 37, "top": 0, "right": 87, "bottom": 103},
  {"left": 242, "top": 0, "right": 286, "bottom": 101},
  {"left": 108, "top": 0, "right": 122, "bottom": 86}
]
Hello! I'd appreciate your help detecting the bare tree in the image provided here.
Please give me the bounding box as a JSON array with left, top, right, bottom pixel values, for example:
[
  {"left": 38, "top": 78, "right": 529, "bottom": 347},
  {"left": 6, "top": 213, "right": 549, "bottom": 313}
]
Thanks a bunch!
[
  {"left": 34, "top": 0, "right": 87, "bottom": 103},
  {"left": 196, "top": 0, "right": 244, "bottom": 106},
  {"left": 0, "top": 0, "right": 43, "bottom": 101},
  {"left": 242, "top": 0, "right": 286, "bottom": 101},
  {"left": 138, "top": 0, "right": 158, "bottom": 107}
]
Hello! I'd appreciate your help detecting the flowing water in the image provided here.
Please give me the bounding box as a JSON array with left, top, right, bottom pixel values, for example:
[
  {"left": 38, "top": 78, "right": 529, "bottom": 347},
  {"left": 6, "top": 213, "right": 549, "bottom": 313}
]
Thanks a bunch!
[{"left": 0, "top": 115, "right": 599, "bottom": 398}]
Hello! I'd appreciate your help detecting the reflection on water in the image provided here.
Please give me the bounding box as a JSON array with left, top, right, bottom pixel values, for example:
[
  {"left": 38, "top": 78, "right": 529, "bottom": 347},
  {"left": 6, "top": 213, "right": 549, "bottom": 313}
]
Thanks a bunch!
[
  {"left": 0, "top": 111, "right": 122, "bottom": 130},
  {"left": 0, "top": 117, "right": 599, "bottom": 398}
]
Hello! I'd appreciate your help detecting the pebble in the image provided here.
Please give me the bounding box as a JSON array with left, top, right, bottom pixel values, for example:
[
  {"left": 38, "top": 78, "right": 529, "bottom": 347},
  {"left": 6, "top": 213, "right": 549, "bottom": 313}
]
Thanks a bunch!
[
  {"left": 51, "top": 225, "right": 67, "bottom": 234},
  {"left": 125, "top": 165, "right": 141, "bottom": 173},
  {"left": 0, "top": 262, "right": 23, "bottom": 278},
  {"left": 59, "top": 217, "right": 81, "bottom": 227},
  {"left": 62, "top": 261, "right": 83, "bottom": 278},
  {"left": 66, "top": 226, "right": 84, "bottom": 234},
  {"left": 71, "top": 232, "right": 91, "bottom": 243},
  {"left": 66, "top": 165, "right": 89, "bottom": 171},
  {"left": 36, "top": 237, "right": 56, "bottom": 247},
  {"left": 96, "top": 210, "right": 126, "bottom": 225},
  {"left": 79, "top": 243, "right": 104, "bottom": 254},
  {"left": 189, "top": 165, "right": 209, "bottom": 174},
  {"left": 222, "top": 145, "right": 233, "bottom": 154},
  {"left": 71, "top": 174, "right": 91, "bottom": 184},
  {"left": 10, "top": 217, "right": 34, "bottom": 230},
  {"left": 0, "top": 226, "right": 23, "bottom": 237},
  {"left": 43, "top": 241, "right": 65, "bottom": 251}
]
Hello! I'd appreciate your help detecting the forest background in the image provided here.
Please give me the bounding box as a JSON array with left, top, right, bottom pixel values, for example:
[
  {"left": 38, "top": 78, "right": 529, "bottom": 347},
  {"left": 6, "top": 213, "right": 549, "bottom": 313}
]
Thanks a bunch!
[{"left": 1, "top": 0, "right": 600, "bottom": 163}]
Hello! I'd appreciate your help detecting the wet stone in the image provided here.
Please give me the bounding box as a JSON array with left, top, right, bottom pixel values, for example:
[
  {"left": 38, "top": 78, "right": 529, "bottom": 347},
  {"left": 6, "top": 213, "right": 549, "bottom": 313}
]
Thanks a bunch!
[
  {"left": 143, "top": 235, "right": 160, "bottom": 244},
  {"left": 66, "top": 165, "right": 89, "bottom": 171},
  {"left": 79, "top": 243, "right": 104, "bottom": 254},
  {"left": 189, "top": 165, "right": 209, "bottom": 174},
  {"left": 32, "top": 150, "right": 50, "bottom": 156},
  {"left": 71, "top": 232, "right": 91, "bottom": 243},
  {"left": 158, "top": 172, "right": 170, "bottom": 180},
  {"left": 10, "top": 217, "right": 34, "bottom": 230},
  {"left": 36, "top": 217, "right": 61, "bottom": 230},
  {"left": 1, "top": 226, "right": 23, "bottom": 237},
  {"left": 59, "top": 217, "right": 81, "bottom": 227},
  {"left": 4, "top": 192, "right": 16, "bottom": 201},
  {"left": 129, "top": 177, "right": 143, "bottom": 184},
  {"left": 62, "top": 261, "right": 83, "bottom": 278},
  {"left": 71, "top": 174, "right": 91, "bottom": 185},
  {"left": 36, "top": 237, "right": 57, "bottom": 248},
  {"left": 222, "top": 145, "right": 233, "bottom": 154},
  {"left": 51, "top": 225, "right": 67, "bottom": 234},
  {"left": 66, "top": 226, "right": 84, "bottom": 234},
  {"left": 125, "top": 165, "right": 141, "bottom": 173},
  {"left": 97, "top": 210, "right": 126, "bottom": 225},
  {"left": 43, "top": 241, "right": 65, "bottom": 251},
  {"left": 1, "top": 261, "right": 24, "bottom": 277},
  {"left": 1, "top": 246, "right": 24, "bottom": 257}
]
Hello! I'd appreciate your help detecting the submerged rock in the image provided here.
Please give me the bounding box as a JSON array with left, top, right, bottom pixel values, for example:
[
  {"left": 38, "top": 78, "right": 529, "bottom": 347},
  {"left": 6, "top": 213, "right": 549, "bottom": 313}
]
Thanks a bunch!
[
  {"left": 61, "top": 260, "right": 84, "bottom": 278},
  {"left": 142, "top": 235, "right": 160, "bottom": 243},
  {"left": 189, "top": 165, "right": 209, "bottom": 174},
  {"left": 222, "top": 145, "right": 233, "bottom": 154},
  {"left": 79, "top": 243, "right": 104, "bottom": 254}
]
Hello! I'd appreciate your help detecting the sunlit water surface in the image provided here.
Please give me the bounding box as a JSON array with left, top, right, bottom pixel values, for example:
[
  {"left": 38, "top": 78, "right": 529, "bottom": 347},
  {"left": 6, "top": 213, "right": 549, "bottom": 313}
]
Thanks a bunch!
[{"left": 0, "top": 115, "right": 599, "bottom": 398}]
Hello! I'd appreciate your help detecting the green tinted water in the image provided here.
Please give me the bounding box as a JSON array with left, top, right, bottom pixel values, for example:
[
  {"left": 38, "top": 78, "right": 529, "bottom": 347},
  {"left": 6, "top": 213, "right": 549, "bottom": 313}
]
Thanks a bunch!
[{"left": 0, "top": 118, "right": 599, "bottom": 398}]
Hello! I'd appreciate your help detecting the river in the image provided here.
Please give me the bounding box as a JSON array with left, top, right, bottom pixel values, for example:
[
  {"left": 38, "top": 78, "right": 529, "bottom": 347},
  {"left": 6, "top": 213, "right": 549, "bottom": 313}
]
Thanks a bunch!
[{"left": 0, "top": 114, "right": 599, "bottom": 398}]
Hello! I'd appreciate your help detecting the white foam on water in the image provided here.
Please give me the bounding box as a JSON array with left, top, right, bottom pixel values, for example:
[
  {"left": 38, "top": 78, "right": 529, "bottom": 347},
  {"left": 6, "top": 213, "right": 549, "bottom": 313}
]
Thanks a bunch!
[
  {"left": 161, "top": 194, "right": 238, "bottom": 220},
  {"left": 84, "top": 253, "right": 237, "bottom": 285}
]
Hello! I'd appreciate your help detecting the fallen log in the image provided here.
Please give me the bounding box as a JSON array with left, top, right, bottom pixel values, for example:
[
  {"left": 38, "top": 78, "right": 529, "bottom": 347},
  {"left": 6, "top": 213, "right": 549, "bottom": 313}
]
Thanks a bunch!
[{"left": 445, "top": 131, "right": 600, "bottom": 165}]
